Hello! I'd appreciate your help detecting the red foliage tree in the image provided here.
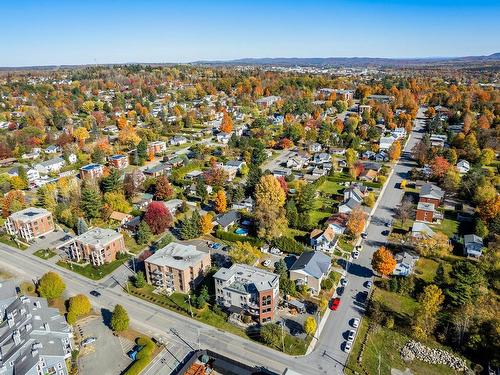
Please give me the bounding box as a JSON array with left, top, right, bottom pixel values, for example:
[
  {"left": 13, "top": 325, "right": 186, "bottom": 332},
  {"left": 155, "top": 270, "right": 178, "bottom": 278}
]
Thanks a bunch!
[
  {"left": 143, "top": 202, "right": 173, "bottom": 235},
  {"left": 276, "top": 176, "right": 288, "bottom": 194},
  {"left": 431, "top": 156, "right": 451, "bottom": 179},
  {"left": 154, "top": 175, "right": 174, "bottom": 201}
]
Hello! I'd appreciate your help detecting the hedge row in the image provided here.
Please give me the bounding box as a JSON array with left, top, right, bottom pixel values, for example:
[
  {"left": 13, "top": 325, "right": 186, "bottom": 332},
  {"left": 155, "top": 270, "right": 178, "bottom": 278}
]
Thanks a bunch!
[
  {"left": 123, "top": 337, "right": 155, "bottom": 375},
  {"left": 215, "top": 230, "right": 262, "bottom": 246},
  {"left": 272, "top": 236, "right": 305, "bottom": 255}
]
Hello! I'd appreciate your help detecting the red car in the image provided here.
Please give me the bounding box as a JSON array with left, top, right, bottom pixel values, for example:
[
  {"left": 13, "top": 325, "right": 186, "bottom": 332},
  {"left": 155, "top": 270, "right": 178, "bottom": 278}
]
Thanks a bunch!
[{"left": 330, "top": 298, "right": 341, "bottom": 311}]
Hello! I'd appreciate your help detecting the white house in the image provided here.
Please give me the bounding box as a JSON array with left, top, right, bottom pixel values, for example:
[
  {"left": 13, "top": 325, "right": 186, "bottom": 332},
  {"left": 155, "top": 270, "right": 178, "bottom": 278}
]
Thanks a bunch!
[
  {"left": 216, "top": 133, "right": 231, "bottom": 144},
  {"left": 463, "top": 234, "right": 484, "bottom": 257},
  {"left": 309, "top": 143, "right": 322, "bottom": 153},
  {"left": 170, "top": 136, "right": 188, "bottom": 146},
  {"left": 456, "top": 160, "right": 470, "bottom": 174},
  {"left": 310, "top": 226, "right": 338, "bottom": 253},
  {"left": 8, "top": 167, "right": 40, "bottom": 182},
  {"left": 35, "top": 157, "right": 66, "bottom": 174},
  {"left": 379, "top": 136, "right": 397, "bottom": 151},
  {"left": 393, "top": 252, "right": 419, "bottom": 277}
]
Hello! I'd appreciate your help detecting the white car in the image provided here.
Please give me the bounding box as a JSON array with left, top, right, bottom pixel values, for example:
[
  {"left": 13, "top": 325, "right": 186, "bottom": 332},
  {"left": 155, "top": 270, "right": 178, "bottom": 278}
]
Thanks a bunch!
[
  {"left": 340, "top": 278, "right": 348, "bottom": 287},
  {"left": 347, "top": 330, "right": 356, "bottom": 342},
  {"left": 263, "top": 259, "right": 272, "bottom": 267},
  {"left": 352, "top": 251, "right": 360, "bottom": 259},
  {"left": 81, "top": 337, "right": 97, "bottom": 346},
  {"left": 352, "top": 318, "right": 360, "bottom": 328},
  {"left": 344, "top": 341, "right": 352, "bottom": 352}
]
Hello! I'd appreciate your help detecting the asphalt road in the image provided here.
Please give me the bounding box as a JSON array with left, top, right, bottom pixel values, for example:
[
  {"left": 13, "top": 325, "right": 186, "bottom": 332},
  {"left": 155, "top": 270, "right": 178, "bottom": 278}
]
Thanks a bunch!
[{"left": 0, "top": 108, "right": 425, "bottom": 375}]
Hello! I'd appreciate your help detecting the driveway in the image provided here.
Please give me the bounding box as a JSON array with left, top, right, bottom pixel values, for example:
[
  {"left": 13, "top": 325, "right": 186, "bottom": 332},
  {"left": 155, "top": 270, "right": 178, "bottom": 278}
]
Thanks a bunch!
[
  {"left": 28, "top": 230, "right": 74, "bottom": 253},
  {"left": 77, "top": 315, "right": 133, "bottom": 375}
]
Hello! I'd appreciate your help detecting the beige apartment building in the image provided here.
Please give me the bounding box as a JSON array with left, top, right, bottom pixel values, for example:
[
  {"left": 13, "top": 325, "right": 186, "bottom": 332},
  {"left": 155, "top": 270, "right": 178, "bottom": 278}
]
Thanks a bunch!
[
  {"left": 4, "top": 207, "right": 54, "bottom": 241},
  {"left": 66, "top": 227, "right": 125, "bottom": 266},
  {"left": 145, "top": 242, "right": 211, "bottom": 293}
]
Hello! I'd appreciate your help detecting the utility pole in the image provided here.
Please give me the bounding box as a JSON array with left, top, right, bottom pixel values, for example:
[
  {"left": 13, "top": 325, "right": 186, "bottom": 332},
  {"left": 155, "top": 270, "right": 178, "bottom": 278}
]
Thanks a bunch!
[
  {"left": 281, "top": 322, "right": 285, "bottom": 353},
  {"left": 187, "top": 295, "right": 193, "bottom": 317},
  {"left": 378, "top": 353, "right": 381, "bottom": 375}
]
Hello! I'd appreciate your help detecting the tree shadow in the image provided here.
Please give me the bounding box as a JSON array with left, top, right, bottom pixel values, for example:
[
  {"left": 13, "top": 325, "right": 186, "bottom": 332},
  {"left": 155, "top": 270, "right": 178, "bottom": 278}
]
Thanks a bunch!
[
  {"left": 100, "top": 308, "right": 112, "bottom": 329},
  {"left": 347, "top": 263, "right": 374, "bottom": 278}
]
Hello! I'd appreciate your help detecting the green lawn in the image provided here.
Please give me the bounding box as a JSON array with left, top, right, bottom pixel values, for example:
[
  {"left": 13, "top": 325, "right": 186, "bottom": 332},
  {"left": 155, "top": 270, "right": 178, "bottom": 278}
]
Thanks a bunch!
[
  {"left": 337, "top": 237, "right": 354, "bottom": 253},
  {"left": 33, "top": 249, "right": 56, "bottom": 260},
  {"left": 346, "top": 320, "right": 460, "bottom": 375},
  {"left": 430, "top": 211, "right": 459, "bottom": 238},
  {"left": 309, "top": 210, "right": 331, "bottom": 227},
  {"left": 318, "top": 180, "right": 344, "bottom": 195},
  {"left": 373, "top": 288, "right": 419, "bottom": 318},
  {"left": 0, "top": 234, "right": 28, "bottom": 250},
  {"left": 56, "top": 257, "right": 129, "bottom": 280}
]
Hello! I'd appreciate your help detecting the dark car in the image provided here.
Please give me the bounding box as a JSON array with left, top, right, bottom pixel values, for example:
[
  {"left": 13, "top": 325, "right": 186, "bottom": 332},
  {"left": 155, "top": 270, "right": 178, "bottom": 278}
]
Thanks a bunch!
[
  {"left": 89, "top": 290, "right": 101, "bottom": 297},
  {"left": 330, "top": 297, "right": 341, "bottom": 311},
  {"left": 337, "top": 287, "right": 345, "bottom": 296},
  {"left": 381, "top": 230, "right": 390, "bottom": 236},
  {"left": 361, "top": 233, "right": 368, "bottom": 239}
]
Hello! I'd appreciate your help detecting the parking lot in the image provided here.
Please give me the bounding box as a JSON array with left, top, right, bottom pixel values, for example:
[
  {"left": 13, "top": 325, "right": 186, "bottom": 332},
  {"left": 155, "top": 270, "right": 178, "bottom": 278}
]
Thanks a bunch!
[
  {"left": 28, "top": 230, "right": 73, "bottom": 253},
  {"left": 76, "top": 316, "right": 133, "bottom": 375}
]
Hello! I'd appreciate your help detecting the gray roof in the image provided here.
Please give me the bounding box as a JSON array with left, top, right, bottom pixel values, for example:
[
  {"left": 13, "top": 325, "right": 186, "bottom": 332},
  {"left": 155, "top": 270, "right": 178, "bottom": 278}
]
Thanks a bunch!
[
  {"left": 417, "top": 202, "right": 435, "bottom": 212},
  {"left": 146, "top": 242, "right": 207, "bottom": 270},
  {"left": 37, "top": 157, "right": 65, "bottom": 167},
  {"left": 75, "top": 227, "right": 121, "bottom": 247},
  {"left": 464, "top": 234, "right": 483, "bottom": 245},
  {"left": 420, "top": 183, "right": 444, "bottom": 200},
  {"left": 215, "top": 210, "right": 240, "bottom": 228},
  {"left": 8, "top": 207, "right": 51, "bottom": 223},
  {"left": 290, "top": 251, "right": 331, "bottom": 279},
  {"left": 213, "top": 264, "right": 279, "bottom": 293}
]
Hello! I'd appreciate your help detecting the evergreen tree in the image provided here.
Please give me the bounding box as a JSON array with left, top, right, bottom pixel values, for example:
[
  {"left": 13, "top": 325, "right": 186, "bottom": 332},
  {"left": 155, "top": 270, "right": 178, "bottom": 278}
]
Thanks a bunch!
[
  {"left": 245, "top": 165, "right": 262, "bottom": 196},
  {"left": 285, "top": 199, "right": 299, "bottom": 228},
  {"left": 134, "top": 271, "right": 146, "bottom": 288},
  {"left": 296, "top": 184, "right": 315, "bottom": 213},
  {"left": 76, "top": 217, "right": 89, "bottom": 235},
  {"left": 195, "top": 178, "right": 208, "bottom": 202},
  {"left": 137, "top": 221, "right": 152, "bottom": 245},
  {"left": 179, "top": 211, "right": 201, "bottom": 240},
  {"left": 80, "top": 187, "right": 103, "bottom": 219},
  {"left": 36, "top": 185, "right": 57, "bottom": 212},
  {"left": 136, "top": 139, "right": 147, "bottom": 165},
  {"left": 91, "top": 147, "right": 105, "bottom": 164},
  {"left": 18, "top": 165, "right": 28, "bottom": 186},
  {"left": 101, "top": 168, "right": 121, "bottom": 193}
]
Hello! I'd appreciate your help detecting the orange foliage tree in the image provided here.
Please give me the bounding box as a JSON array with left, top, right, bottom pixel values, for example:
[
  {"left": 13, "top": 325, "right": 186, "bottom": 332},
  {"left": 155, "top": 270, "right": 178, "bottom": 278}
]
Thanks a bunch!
[
  {"left": 371, "top": 247, "right": 397, "bottom": 277},
  {"left": 346, "top": 207, "right": 365, "bottom": 237},
  {"left": 220, "top": 111, "right": 233, "bottom": 133},
  {"left": 214, "top": 190, "right": 227, "bottom": 213},
  {"left": 388, "top": 140, "right": 401, "bottom": 161},
  {"left": 200, "top": 213, "right": 214, "bottom": 235}
]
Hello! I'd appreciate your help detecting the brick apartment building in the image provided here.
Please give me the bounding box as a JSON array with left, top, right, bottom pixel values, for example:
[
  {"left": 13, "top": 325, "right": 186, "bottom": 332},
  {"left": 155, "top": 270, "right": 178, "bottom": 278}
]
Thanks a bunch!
[
  {"left": 213, "top": 264, "right": 279, "bottom": 323},
  {"left": 108, "top": 154, "right": 129, "bottom": 170},
  {"left": 65, "top": 227, "right": 125, "bottom": 266},
  {"left": 416, "top": 202, "right": 435, "bottom": 223},
  {"left": 4, "top": 207, "right": 54, "bottom": 241},
  {"left": 145, "top": 242, "right": 211, "bottom": 293},
  {"left": 79, "top": 163, "right": 104, "bottom": 180},
  {"left": 419, "top": 183, "right": 444, "bottom": 208},
  {"left": 147, "top": 141, "right": 167, "bottom": 155}
]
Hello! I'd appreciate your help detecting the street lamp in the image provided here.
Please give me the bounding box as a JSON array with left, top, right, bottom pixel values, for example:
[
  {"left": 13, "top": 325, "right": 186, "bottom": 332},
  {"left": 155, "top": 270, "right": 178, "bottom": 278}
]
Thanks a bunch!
[{"left": 187, "top": 295, "right": 193, "bottom": 317}]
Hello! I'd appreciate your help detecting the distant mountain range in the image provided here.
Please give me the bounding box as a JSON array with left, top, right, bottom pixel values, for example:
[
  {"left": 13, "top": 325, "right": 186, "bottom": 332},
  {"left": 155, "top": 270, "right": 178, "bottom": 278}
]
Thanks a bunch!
[{"left": 193, "top": 53, "right": 500, "bottom": 67}]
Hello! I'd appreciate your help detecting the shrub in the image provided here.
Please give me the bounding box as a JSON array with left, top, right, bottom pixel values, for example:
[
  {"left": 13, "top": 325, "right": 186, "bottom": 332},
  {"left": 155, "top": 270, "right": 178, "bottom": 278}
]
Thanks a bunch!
[
  {"left": 385, "top": 316, "right": 394, "bottom": 329},
  {"left": 321, "top": 278, "right": 334, "bottom": 290},
  {"left": 272, "top": 237, "right": 305, "bottom": 255},
  {"left": 215, "top": 230, "right": 261, "bottom": 245},
  {"left": 66, "top": 311, "right": 77, "bottom": 325}
]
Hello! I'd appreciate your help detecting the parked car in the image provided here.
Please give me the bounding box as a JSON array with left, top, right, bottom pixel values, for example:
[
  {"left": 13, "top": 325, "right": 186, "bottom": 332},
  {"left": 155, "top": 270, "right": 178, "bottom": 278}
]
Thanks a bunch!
[
  {"left": 344, "top": 341, "right": 352, "bottom": 352},
  {"left": 210, "top": 242, "right": 222, "bottom": 250},
  {"left": 361, "top": 233, "right": 368, "bottom": 239},
  {"left": 352, "top": 250, "right": 360, "bottom": 259},
  {"left": 347, "top": 330, "right": 355, "bottom": 342},
  {"left": 270, "top": 247, "right": 282, "bottom": 255},
  {"left": 127, "top": 345, "right": 145, "bottom": 361},
  {"left": 337, "top": 287, "right": 345, "bottom": 296},
  {"left": 89, "top": 290, "right": 101, "bottom": 297},
  {"left": 381, "top": 230, "right": 390, "bottom": 236},
  {"left": 263, "top": 259, "right": 272, "bottom": 267},
  {"left": 81, "top": 337, "right": 97, "bottom": 347},
  {"left": 352, "top": 318, "right": 360, "bottom": 328},
  {"left": 365, "top": 281, "right": 373, "bottom": 289},
  {"left": 330, "top": 298, "right": 341, "bottom": 311},
  {"left": 340, "top": 278, "right": 348, "bottom": 287}
]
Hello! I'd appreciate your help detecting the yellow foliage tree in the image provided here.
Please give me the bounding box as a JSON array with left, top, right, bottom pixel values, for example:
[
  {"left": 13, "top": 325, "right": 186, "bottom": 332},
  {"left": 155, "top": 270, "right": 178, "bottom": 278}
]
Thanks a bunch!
[
  {"left": 303, "top": 316, "right": 317, "bottom": 336},
  {"left": 228, "top": 241, "right": 261, "bottom": 265},
  {"left": 371, "top": 246, "right": 396, "bottom": 277},
  {"left": 254, "top": 175, "right": 287, "bottom": 240},
  {"left": 73, "top": 127, "right": 89, "bottom": 147},
  {"left": 200, "top": 213, "right": 214, "bottom": 235},
  {"left": 415, "top": 232, "right": 453, "bottom": 257},
  {"left": 388, "top": 140, "right": 401, "bottom": 161},
  {"left": 214, "top": 190, "right": 227, "bottom": 213},
  {"left": 346, "top": 207, "right": 365, "bottom": 237},
  {"left": 412, "top": 284, "right": 444, "bottom": 339}
]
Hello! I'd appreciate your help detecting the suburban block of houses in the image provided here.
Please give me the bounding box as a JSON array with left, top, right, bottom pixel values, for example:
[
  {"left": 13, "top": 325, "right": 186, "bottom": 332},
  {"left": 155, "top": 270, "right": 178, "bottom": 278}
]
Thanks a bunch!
[
  {"left": 5, "top": 207, "right": 55, "bottom": 242},
  {"left": 213, "top": 264, "right": 279, "bottom": 323},
  {"left": 144, "top": 242, "right": 211, "bottom": 293}
]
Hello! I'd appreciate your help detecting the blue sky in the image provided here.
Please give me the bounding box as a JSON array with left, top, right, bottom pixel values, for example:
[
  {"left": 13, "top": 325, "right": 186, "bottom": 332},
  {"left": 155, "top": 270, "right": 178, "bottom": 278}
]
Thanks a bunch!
[{"left": 2, "top": 0, "right": 499, "bottom": 66}]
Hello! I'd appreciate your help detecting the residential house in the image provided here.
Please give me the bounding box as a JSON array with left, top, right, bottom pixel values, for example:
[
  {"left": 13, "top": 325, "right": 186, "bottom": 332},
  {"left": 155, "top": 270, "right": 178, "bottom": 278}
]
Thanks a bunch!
[
  {"left": 5, "top": 207, "right": 54, "bottom": 242},
  {"left": 108, "top": 154, "right": 129, "bottom": 170},
  {"left": 330, "top": 148, "right": 346, "bottom": 156},
  {"left": 393, "top": 252, "right": 419, "bottom": 277},
  {"left": 0, "top": 291, "right": 73, "bottom": 375},
  {"left": 255, "top": 96, "right": 281, "bottom": 108},
  {"left": 162, "top": 199, "right": 184, "bottom": 214},
  {"left": 286, "top": 156, "right": 308, "bottom": 170},
  {"left": 359, "top": 169, "right": 378, "bottom": 182},
  {"left": 170, "top": 136, "right": 188, "bottom": 146},
  {"left": 325, "top": 213, "right": 349, "bottom": 234},
  {"left": 147, "top": 141, "right": 167, "bottom": 155},
  {"left": 144, "top": 163, "right": 169, "bottom": 178},
  {"left": 216, "top": 133, "right": 231, "bottom": 144},
  {"left": 44, "top": 145, "right": 60, "bottom": 154},
  {"left": 109, "top": 211, "right": 133, "bottom": 225},
  {"left": 65, "top": 227, "right": 125, "bottom": 266},
  {"left": 34, "top": 157, "right": 66, "bottom": 174},
  {"left": 272, "top": 168, "right": 292, "bottom": 178},
  {"left": 463, "top": 234, "right": 484, "bottom": 257},
  {"left": 132, "top": 193, "right": 153, "bottom": 210},
  {"left": 359, "top": 104, "right": 371, "bottom": 115},
  {"left": 289, "top": 251, "right": 332, "bottom": 296},
  {"left": 310, "top": 227, "right": 338, "bottom": 253},
  {"left": 379, "top": 136, "right": 397, "bottom": 151},
  {"left": 79, "top": 163, "right": 104, "bottom": 180},
  {"left": 313, "top": 153, "right": 331, "bottom": 165},
  {"left": 411, "top": 222, "right": 435, "bottom": 238},
  {"left": 429, "top": 134, "right": 447, "bottom": 148},
  {"left": 392, "top": 128, "right": 406, "bottom": 139},
  {"left": 145, "top": 242, "right": 211, "bottom": 293},
  {"left": 415, "top": 202, "right": 435, "bottom": 223},
  {"left": 8, "top": 167, "right": 39, "bottom": 182},
  {"left": 214, "top": 210, "right": 240, "bottom": 231},
  {"left": 338, "top": 198, "right": 361, "bottom": 214},
  {"left": 419, "top": 183, "right": 444, "bottom": 208},
  {"left": 309, "top": 143, "right": 322, "bottom": 153},
  {"left": 456, "top": 160, "right": 470, "bottom": 174},
  {"left": 231, "top": 196, "right": 254, "bottom": 212},
  {"left": 367, "top": 94, "right": 395, "bottom": 103},
  {"left": 214, "top": 264, "right": 279, "bottom": 323},
  {"left": 344, "top": 183, "right": 368, "bottom": 203}
]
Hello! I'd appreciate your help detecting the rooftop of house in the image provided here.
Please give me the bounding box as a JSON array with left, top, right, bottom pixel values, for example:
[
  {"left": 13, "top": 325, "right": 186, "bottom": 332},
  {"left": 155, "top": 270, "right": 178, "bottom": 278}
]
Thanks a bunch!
[
  {"left": 213, "top": 264, "right": 279, "bottom": 292},
  {"left": 109, "top": 154, "right": 127, "bottom": 160},
  {"left": 146, "top": 242, "right": 208, "bottom": 270},
  {"left": 290, "top": 251, "right": 331, "bottom": 279},
  {"left": 37, "top": 156, "right": 65, "bottom": 167},
  {"left": 464, "top": 234, "right": 483, "bottom": 245},
  {"left": 75, "top": 227, "right": 121, "bottom": 247},
  {"left": 417, "top": 201, "right": 435, "bottom": 212},
  {"left": 8, "top": 207, "right": 51, "bottom": 222},
  {"left": 215, "top": 210, "right": 240, "bottom": 228},
  {"left": 80, "top": 163, "right": 102, "bottom": 171},
  {"left": 420, "top": 183, "right": 444, "bottom": 200}
]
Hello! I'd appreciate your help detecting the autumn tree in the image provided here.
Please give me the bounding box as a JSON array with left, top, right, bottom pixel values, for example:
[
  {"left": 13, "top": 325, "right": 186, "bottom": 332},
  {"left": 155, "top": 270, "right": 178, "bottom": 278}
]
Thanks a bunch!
[
  {"left": 346, "top": 207, "right": 365, "bottom": 237},
  {"left": 214, "top": 190, "right": 227, "bottom": 213},
  {"left": 220, "top": 111, "right": 233, "bottom": 133},
  {"left": 154, "top": 175, "right": 174, "bottom": 201},
  {"left": 395, "top": 198, "right": 413, "bottom": 225},
  {"left": 415, "top": 232, "right": 452, "bottom": 257},
  {"left": 345, "top": 148, "right": 357, "bottom": 168},
  {"left": 228, "top": 241, "right": 261, "bottom": 265},
  {"left": 68, "top": 294, "right": 92, "bottom": 317},
  {"left": 73, "top": 126, "right": 89, "bottom": 147},
  {"left": 371, "top": 247, "right": 396, "bottom": 277},
  {"left": 388, "top": 140, "right": 401, "bottom": 161},
  {"left": 143, "top": 202, "right": 173, "bottom": 234},
  {"left": 303, "top": 316, "right": 317, "bottom": 337},
  {"left": 111, "top": 304, "right": 129, "bottom": 332},
  {"left": 411, "top": 284, "right": 444, "bottom": 340},
  {"left": 431, "top": 156, "right": 451, "bottom": 180},
  {"left": 200, "top": 213, "right": 214, "bottom": 235},
  {"left": 38, "top": 272, "right": 66, "bottom": 300},
  {"left": 254, "top": 175, "right": 287, "bottom": 240},
  {"left": 364, "top": 192, "right": 376, "bottom": 207},
  {"left": 104, "top": 192, "right": 131, "bottom": 213},
  {"left": 443, "top": 167, "right": 461, "bottom": 192}
]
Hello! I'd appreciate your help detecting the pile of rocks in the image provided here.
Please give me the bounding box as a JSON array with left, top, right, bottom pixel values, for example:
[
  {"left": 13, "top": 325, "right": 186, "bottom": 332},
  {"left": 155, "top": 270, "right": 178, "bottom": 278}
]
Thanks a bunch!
[{"left": 400, "top": 340, "right": 469, "bottom": 372}]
